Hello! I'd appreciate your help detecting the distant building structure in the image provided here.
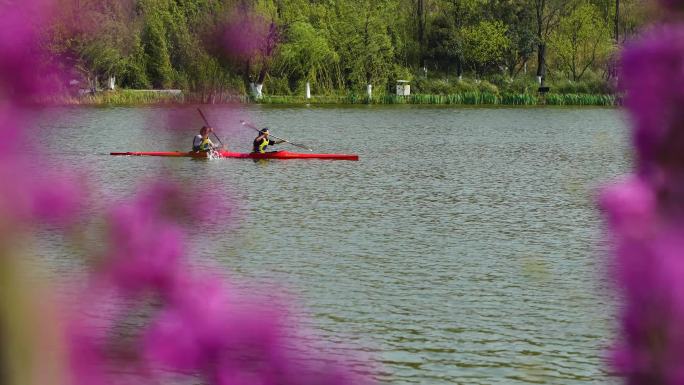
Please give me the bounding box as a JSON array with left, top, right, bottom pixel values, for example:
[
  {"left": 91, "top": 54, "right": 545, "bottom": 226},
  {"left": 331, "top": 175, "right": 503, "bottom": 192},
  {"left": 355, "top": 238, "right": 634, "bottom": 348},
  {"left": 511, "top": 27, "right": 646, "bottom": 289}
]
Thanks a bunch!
[{"left": 396, "top": 80, "right": 410, "bottom": 96}]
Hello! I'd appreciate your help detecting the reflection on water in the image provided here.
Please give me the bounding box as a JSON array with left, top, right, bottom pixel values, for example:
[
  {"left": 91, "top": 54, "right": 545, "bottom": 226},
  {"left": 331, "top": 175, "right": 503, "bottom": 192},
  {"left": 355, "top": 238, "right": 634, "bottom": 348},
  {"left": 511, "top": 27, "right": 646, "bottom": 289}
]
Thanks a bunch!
[{"left": 35, "top": 105, "right": 629, "bottom": 385}]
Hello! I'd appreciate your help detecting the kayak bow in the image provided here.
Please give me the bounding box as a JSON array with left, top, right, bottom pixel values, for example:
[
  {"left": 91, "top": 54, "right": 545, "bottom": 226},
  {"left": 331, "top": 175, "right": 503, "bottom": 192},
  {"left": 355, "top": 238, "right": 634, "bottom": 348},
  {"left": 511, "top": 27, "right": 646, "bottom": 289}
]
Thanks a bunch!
[{"left": 110, "top": 150, "right": 359, "bottom": 161}]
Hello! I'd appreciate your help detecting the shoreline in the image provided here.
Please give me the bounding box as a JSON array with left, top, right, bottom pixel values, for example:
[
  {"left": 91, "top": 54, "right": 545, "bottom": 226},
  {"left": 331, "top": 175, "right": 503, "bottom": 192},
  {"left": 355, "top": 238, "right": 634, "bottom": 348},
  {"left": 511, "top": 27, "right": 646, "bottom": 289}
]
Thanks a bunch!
[{"left": 41, "top": 89, "right": 620, "bottom": 107}]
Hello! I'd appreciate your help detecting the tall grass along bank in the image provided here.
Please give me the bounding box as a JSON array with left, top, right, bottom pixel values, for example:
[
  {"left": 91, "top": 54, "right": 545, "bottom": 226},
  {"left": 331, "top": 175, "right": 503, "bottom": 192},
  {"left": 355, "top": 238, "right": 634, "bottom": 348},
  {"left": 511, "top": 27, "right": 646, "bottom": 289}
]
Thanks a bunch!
[
  {"left": 257, "top": 92, "right": 618, "bottom": 106},
  {"left": 44, "top": 90, "right": 618, "bottom": 106}
]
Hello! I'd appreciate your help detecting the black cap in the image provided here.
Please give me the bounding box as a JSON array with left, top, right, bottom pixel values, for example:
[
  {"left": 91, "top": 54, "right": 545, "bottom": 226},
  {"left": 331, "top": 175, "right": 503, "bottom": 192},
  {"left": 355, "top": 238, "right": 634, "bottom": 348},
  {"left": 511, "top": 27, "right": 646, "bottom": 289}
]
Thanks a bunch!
[{"left": 260, "top": 127, "right": 269, "bottom": 134}]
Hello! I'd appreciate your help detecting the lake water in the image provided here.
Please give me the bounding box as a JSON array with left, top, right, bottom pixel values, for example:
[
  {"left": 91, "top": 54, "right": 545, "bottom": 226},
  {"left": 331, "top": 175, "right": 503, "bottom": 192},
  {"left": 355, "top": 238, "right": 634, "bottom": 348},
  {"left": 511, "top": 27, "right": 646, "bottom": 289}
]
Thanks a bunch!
[{"left": 34, "top": 105, "right": 630, "bottom": 385}]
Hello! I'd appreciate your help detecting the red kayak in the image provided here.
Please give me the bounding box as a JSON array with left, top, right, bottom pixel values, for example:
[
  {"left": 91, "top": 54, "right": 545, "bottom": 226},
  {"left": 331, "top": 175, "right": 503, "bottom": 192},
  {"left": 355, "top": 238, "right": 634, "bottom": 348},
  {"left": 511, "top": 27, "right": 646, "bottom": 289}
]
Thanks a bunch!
[{"left": 110, "top": 150, "right": 359, "bottom": 161}]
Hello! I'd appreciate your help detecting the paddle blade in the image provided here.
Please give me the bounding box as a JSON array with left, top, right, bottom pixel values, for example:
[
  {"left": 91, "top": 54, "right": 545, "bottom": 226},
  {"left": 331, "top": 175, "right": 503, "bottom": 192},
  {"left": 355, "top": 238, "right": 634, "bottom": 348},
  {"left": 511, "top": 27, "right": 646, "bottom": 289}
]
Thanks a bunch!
[{"left": 240, "top": 120, "right": 259, "bottom": 131}]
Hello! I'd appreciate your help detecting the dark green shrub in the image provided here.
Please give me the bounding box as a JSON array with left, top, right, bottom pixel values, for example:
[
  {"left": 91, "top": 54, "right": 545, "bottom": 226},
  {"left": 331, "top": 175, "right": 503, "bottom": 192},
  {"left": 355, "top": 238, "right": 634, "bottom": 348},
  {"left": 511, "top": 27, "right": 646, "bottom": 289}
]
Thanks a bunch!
[{"left": 477, "top": 80, "right": 499, "bottom": 95}]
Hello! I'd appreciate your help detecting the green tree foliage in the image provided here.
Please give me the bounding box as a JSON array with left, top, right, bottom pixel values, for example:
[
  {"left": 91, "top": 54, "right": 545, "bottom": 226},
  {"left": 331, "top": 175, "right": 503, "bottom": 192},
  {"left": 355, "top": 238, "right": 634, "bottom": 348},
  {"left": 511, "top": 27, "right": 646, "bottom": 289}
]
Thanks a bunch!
[
  {"left": 45, "top": 0, "right": 650, "bottom": 95},
  {"left": 49, "top": 0, "right": 138, "bottom": 87},
  {"left": 487, "top": 0, "right": 536, "bottom": 77},
  {"left": 332, "top": 0, "right": 395, "bottom": 89},
  {"left": 140, "top": 3, "right": 175, "bottom": 88},
  {"left": 549, "top": 3, "right": 615, "bottom": 80},
  {"left": 274, "top": 21, "right": 340, "bottom": 93},
  {"left": 119, "top": 36, "right": 151, "bottom": 89},
  {"left": 427, "top": 14, "right": 464, "bottom": 77},
  {"left": 461, "top": 20, "right": 510, "bottom": 76}
]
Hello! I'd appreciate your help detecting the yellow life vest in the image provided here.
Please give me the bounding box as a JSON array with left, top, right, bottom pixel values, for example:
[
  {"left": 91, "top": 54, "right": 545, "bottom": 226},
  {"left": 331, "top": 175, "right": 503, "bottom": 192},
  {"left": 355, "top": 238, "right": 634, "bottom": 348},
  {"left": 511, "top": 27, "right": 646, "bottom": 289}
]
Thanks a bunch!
[
  {"left": 200, "top": 137, "right": 213, "bottom": 151},
  {"left": 258, "top": 137, "right": 270, "bottom": 153}
]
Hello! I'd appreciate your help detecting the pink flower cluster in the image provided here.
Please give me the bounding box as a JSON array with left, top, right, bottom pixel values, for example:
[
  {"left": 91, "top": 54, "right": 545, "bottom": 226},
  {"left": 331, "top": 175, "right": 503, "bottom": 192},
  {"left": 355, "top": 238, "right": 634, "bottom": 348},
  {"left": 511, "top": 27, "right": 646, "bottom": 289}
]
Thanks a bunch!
[
  {"left": 68, "top": 182, "right": 365, "bottom": 385},
  {"left": 222, "top": 9, "right": 279, "bottom": 60},
  {"left": 602, "top": 16, "right": 684, "bottom": 385},
  {"left": 0, "top": 0, "right": 82, "bottom": 228},
  {"left": 1, "top": 2, "right": 371, "bottom": 385}
]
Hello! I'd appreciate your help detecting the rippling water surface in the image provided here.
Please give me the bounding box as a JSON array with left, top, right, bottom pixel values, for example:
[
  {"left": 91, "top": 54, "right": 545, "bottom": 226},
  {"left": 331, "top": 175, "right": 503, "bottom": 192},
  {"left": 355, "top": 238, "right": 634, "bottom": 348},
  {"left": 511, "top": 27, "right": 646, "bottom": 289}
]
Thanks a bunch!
[{"left": 36, "top": 105, "right": 630, "bottom": 385}]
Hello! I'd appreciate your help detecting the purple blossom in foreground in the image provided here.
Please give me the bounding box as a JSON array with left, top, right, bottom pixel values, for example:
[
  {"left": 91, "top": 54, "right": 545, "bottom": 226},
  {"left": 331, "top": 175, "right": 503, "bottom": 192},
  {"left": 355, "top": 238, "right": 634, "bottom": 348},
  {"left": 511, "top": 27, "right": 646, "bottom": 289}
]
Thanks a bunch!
[
  {"left": 659, "top": 0, "right": 684, "bottom": 12},
  {"left": 600, "top": 177, "right": 657, "bottom": 238},
  {"left": 0, "top": 0, "right": 54, "bottom": 98},
  {"left": 101, "top": 182, "right": 187, "bottom": 294},
  {"left": 1, "top": 2, "right": 372, "bottom": 384},
  {"left": 66, "top": 284, "right": 143, "bottom": 385},
  {"left": 145, "top": 276, "right": 365, "bottom": 385},
  {"left": 67, "top": 183, "right": 370, "bottom": 385},
  {"left": 620, "top": 24, "right": 684, "bottom": 217},
  {"left": 0, "top": 0, "right": 83, "bottom": 228},
  {"left": 607, "top": 227, "right": 684, "bottom": 384},
  {"left": 603, "top": 19, "right": 684, "bottom": 385},
  {"left": 223, "top": 11, "right": 271, "bottom": 58}
]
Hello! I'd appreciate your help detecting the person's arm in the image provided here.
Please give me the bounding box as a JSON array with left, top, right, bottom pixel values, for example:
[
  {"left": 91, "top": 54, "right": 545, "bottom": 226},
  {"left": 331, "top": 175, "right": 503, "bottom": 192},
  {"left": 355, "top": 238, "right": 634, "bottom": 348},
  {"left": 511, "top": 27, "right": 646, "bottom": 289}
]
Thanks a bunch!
[{"left": 208, "top": 128, "right": 222, "bottom": 148}]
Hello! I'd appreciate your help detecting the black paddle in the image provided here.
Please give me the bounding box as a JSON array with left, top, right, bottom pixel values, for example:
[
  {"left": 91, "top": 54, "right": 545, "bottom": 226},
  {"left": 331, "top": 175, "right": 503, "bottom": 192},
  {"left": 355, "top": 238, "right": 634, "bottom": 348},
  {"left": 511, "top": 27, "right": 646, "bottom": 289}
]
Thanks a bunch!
[
  {"left": 239, "top": 120, "right": 313, "bottom": 151},
  {"left": 197, "top": 108, "right": 224, "bottom": 148}
]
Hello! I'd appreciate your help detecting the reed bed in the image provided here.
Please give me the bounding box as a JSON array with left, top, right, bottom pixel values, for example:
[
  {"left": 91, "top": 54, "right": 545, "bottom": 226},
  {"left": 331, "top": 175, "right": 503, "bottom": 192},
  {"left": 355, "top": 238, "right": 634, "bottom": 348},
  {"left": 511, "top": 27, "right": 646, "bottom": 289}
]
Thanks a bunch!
[
  {"left": 41, "top": 90, "right": 251, "bottom": 105},
  {"left": 543, "top": 93, "right": 616, "bottom": 106},
  {"left": 82, "top": 90, "right": 185, "bottom": 104},
  {"left": 255, "top": 92, "right": 617, "bottom": 106}
]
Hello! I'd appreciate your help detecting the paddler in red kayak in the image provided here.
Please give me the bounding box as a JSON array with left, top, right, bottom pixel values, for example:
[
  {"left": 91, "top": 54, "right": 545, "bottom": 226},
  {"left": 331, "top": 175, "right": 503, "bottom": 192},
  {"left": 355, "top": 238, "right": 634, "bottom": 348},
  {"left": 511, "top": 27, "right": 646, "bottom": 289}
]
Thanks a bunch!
[
  {"left": 252, "top": 128, "right": 284, "bottom": 154},
  {"left": 193, "top": 126, "right": 219, "bottom": 152}
]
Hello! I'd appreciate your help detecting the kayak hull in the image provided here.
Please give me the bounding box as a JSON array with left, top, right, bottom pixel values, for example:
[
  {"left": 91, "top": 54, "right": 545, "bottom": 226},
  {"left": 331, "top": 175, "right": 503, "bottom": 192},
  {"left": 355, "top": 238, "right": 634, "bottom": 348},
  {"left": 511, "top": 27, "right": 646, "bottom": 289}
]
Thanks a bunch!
[{"left": 110, "top": 150, "right": 359, "bottom": 161}]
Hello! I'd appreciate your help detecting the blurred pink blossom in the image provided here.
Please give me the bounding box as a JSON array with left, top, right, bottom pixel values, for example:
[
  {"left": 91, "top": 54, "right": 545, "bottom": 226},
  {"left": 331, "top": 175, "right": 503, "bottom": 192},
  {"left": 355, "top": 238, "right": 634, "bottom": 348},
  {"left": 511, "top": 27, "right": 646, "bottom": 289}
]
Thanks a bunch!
[
  {"left": 604, "top": 15, "right": 684, "bottom": 385},
  {"left": 223, "top": 10, "right": 279, "bottom": 60},
  {"left": 620, "top": 24, "right": 684, "bottom": 196},
  {"left": 0, "top": 0, "right": 83, "bottom": 227},
  {"left": 600, "top": 177, "right": 657, "bottom": 238},
  {"left": 1, "top": 2, "right": 373, "bottom": 385},
  {"left": 0, "top": 0, "right": 49, "bottom": 98},
  {"left": 67, "top": 182, "right": 369, "bottom": 385}
]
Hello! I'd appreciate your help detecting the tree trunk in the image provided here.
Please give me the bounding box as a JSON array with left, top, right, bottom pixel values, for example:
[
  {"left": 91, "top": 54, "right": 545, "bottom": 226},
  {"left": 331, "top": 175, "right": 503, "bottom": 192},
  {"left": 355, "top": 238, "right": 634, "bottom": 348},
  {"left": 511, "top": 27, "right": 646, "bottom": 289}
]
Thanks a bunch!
[
  {"left": 250, "top": 82, "right": 263, "bottom": 99},
  {"left": 535, "top": 0, "right": 546, "bottom": 82},
  {"left": 615, "top": 0, "right": 620, "bottom": 43},
  {"left": 256, "top": 65, "right": 268, "bottom": 85},
  {"left": 536, "top": 43, "right": 546, "bottom": 83},
  {"left": 417, "top": 0, "right": 426, "bottom": 68}
]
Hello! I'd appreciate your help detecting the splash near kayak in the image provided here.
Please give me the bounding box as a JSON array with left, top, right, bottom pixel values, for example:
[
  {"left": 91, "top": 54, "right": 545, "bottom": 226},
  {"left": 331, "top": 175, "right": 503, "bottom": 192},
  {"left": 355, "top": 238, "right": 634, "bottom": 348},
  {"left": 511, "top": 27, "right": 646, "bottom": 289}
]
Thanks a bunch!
[{"left": 110, "top": 150, "right": 359, "bottom": 161}]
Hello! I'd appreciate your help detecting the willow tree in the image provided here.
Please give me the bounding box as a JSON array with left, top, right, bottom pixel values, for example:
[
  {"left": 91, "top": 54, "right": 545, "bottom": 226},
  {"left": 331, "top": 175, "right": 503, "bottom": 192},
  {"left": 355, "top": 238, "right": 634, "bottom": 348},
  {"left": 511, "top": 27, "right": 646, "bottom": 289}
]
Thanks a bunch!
[
  {"left": 49, "top": 0, "right": 141, "bottom": 89},
  {"left": 222, "top": 5, "right": 281, "bottom": 98},
  {"left": 274, "top": 21, "right": 340, "bottom": 93},
  {"left": 139, "top": 2, "right": 175, "bottom": 89}
]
